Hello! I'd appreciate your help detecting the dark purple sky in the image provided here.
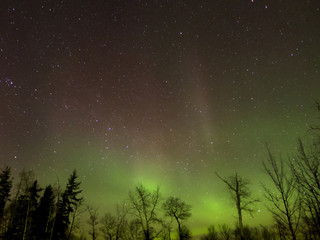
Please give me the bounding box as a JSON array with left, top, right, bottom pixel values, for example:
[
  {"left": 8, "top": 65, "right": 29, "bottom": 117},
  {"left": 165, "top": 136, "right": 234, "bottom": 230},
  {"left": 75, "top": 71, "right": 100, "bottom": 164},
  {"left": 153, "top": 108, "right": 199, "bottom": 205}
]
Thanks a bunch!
[{"left": 1, "top": 0, "right": 320, "bottom": 234}]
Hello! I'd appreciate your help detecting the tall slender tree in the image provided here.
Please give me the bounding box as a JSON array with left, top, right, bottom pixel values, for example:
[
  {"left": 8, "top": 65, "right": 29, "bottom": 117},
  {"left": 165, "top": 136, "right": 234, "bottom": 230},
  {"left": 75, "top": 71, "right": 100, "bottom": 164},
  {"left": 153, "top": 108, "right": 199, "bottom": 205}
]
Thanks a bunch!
[
  {"left": 129, "top": 184, "right": 161, "bottom": 240},
  {"left": 100, "top": 203, "right": 128, "bottom": 240},
  {"left": 162, "top": 196, "right": 191, "bottom": 240},
  {"left": 87, "top": 204, "right": 99, "bottom": 240},
  {"left": 53, "top": 169, "right": 83, "bottom": 239},
  {"left": 200, "top": 225, "right": 218, "bottom": 240},
  {"left": 33, "top": 185, "right": 55, "bottom": 239},
  {"left": 216, "top": 173, "right": 259, "bottom": 240},
  {"left": 0, "top": 166, "right": 12, "bottom": 219},
  {"left": 0, "top": 166, "right": 12, "bottom": 235},
  {"left": 6, "top": 169, "right": 34, "bottom": 239},
  {"left": 23, "top": 180, "right": 42, "bottom": 240},
  {"left": 288, "top": 104, "right": 320, "bottom": 237},
  {"left": 67, "top": 198, "right": 85, "bottom": 240},
  {"left": 263, "top": 148, "right": 301, "bottom": 240}
]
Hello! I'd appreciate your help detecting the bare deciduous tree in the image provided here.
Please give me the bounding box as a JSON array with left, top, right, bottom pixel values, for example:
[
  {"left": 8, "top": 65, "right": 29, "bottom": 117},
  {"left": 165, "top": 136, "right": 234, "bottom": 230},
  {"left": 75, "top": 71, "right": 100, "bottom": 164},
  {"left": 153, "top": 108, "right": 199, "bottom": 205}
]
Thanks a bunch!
[
  {"left": 160, "top": 220, "right": 173, "bottom": 240},
  {"left": 219, "top": 224, "right": 232, "bottom": 240},
  {"left": 100, "top": 213, "right": 116, "bottom": 240},
  {"left": 289, "top": 138, "right": 320, "bottom": 237},
  {"left": 87, "top": 204, "right": 99, "bottom": 240},
  {"left": 100, "top": 203, "right": 129, "bottom": 240},
  {"left": 262, "top": 148, "right": 301, "bottom": 240},
  {"left": 216, "top": 172, "right": 259, "bottom": 240},
  {"left": 162, "top": 196, "right": 191, "bottom": 240},
  {"left": 129, "top": 184, "right": 161, "bottom": 240},
  {"left": 128, "top": 219, "right": 141, "bottom": 240},
  {"left": 200, "top": 225, "right": 218, "bottom": 240},
  {"left": 67, "top": 198, "right": 85, "bottom": 240}
]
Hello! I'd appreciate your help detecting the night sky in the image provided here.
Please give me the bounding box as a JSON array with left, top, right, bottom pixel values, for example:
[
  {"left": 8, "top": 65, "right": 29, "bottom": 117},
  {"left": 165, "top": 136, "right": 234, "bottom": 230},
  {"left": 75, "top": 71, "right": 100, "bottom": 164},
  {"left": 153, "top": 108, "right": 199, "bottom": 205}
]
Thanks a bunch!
[{"left": 1, "top": 0, "right": 320, "bottom": 235}]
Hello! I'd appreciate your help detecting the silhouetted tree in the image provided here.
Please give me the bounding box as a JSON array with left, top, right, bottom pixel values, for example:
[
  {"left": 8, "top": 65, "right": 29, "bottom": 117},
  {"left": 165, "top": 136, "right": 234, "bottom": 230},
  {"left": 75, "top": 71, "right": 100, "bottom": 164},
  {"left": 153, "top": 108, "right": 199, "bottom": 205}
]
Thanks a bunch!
[
  {"left": 68, "top": 198, "right": 85, "bottom": 239},
  {"left": 87, "top": 204, "right": 99, "bottom": 240},
  {"left": 289, "top": 138, "right": 320, "bottom": 237},
  {"left": 53, "top": 169, "right": 83, "bottom": 239},
  {"left": 159, "top": 220, "right": 173, "bottom": 240},
  {"left": 34, "top": 184, "right": 55, "bottom": 240},
  {"left": 100, "top": 204, "right": 130, "bottom": 240},
  {"left": 8, "top": 194, "right": 28, "bottom": 239},
  {"left": 0, "top": 166, "right": 12, "bottom": 235},
  {"left": 129, "top": 184, "right": 161, "bottom": 240},
  {"left": 49, "top": 180, "right": 62, "bottom": 240},
  {"left": 270, "top": 102, "right": 320, "bottom": 238},
  {"left": 0, "top": 166, "right": 12, "bottom": 219},
  {"left": 100, "top": 213, "right": 117, "bottom": 240},
  {"left": 234, "top": 225, "right": 261, "bottom": 240},
  {"left": 6, "top": 178, "right": 42, "bottom": 240},
  {"left": 162, "top": 196, "right": 191, "bottom": 240},
  {"left": 260, "top": 225, "right": 276, "bottom": 240},
  {"left": 127, "top": 219, "right": 141, "bottom": 240},
  {"left": 24, "top": 180, "right": 42, "bottom": 239},
  {"left": 8, "top": 171, "right": 40, "bottom": 239},
  {"left": 179, "top": 226, "right": 191, "bottom": 240},
  {"left": 219, "top": 224, "right": 232, "bottom": 240},
  {"left": 201, "top": 225, "right": 219, "bottom": 240},
  {"left": 100, "top": 203, "right": 129, "bottom": 240},
  {"left": 262, "top": 148, "right": 301, "bottom": 240},
  {"left": 216, "top": 173, "right": 259, "bottom": 240}
]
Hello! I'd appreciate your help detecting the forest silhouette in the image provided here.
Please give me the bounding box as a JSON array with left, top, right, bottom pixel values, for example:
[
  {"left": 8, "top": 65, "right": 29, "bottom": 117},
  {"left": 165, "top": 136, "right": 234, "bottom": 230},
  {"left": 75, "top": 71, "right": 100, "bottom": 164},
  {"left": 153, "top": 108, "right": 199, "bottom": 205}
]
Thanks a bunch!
[{"left": 0, "top": 104, "right": 320, "bottom": 240}]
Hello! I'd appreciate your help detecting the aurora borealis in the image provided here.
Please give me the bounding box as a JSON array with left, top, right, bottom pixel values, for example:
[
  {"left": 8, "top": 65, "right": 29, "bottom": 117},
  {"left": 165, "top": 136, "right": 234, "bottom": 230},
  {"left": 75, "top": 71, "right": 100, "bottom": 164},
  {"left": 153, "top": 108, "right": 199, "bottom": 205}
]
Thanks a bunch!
[{"left": 1, "top": 0, "right": 320, "bottom": 235}]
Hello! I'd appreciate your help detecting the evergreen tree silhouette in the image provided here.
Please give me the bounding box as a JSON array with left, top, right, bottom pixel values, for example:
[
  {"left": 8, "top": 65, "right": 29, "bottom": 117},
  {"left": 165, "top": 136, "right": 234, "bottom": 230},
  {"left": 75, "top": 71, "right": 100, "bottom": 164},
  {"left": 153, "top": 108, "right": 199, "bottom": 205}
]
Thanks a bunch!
[
  {"left": 6, "top": 179, "right": 41, "bottom": 239},
  {"left": 25, "top": 180, "right": 42, "bottom": 239},
  {"left": 0, "top": 166, "right": 12, "bottom": 220},
  {"left": 53, "top": 170, "right": 83, "bottom": 239},
  {"left": 34, "top": 184, "right": 55, "bottom": 240}
]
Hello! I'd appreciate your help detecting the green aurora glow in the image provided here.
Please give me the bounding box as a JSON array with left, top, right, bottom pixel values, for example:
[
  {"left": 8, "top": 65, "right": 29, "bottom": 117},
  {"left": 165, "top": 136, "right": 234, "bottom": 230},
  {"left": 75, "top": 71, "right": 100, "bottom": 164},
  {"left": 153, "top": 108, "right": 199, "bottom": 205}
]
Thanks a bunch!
[{"left": 1, "top": 0, "right": 320, "bottom": 236}]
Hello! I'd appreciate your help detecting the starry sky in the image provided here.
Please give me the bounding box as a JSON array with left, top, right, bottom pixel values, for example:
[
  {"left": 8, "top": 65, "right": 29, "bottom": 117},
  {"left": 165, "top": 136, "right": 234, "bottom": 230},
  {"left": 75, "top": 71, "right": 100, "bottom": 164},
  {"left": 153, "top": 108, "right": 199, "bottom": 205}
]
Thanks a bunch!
[{"left": 1, "top": 0, "right": 320, "bottom": 235}]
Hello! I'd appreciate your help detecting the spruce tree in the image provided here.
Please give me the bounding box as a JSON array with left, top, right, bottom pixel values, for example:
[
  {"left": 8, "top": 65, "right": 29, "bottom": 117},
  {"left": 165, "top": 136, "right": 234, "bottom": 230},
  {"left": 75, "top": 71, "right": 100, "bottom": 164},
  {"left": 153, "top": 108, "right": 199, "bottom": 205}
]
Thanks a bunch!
[
  {"left": 6, "top": 179, "right": 41, "bottom": 239},
  {"left": 34, "top": 185, "right": 55, "bottom": 239},
  {"left": 53, "top": 170, "right": 83, "bottom": 239},
  {"left": 24, "top": 180, "right": 42, "bottom": 239},
  {"left": 0, "top": 166, "right": 13, "bottom": 219}
]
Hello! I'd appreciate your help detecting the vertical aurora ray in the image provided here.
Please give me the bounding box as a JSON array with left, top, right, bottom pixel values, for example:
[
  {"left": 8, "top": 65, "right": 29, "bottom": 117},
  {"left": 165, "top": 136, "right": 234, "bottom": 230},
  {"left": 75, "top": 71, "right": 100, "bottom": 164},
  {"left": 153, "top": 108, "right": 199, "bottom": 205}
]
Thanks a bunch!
[{"left": 1, "top": 0, "right": 320, "bottom": 236}]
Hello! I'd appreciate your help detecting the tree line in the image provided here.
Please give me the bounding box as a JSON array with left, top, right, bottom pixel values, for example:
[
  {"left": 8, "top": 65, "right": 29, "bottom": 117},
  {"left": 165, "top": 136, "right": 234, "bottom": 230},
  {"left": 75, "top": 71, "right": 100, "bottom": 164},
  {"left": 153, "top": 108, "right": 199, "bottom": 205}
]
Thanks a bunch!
[
  {"left": 0, "top": 168, "right": 192, "bottom": 240},
  {"left": 0, "top": 168, "right": 84, "bottom": 240},
  {"left": 0, "top": 105, "right": 319, "bottom": 240},
  {"left": 202, "top": 104, "right": 320, "bottom": 240}
]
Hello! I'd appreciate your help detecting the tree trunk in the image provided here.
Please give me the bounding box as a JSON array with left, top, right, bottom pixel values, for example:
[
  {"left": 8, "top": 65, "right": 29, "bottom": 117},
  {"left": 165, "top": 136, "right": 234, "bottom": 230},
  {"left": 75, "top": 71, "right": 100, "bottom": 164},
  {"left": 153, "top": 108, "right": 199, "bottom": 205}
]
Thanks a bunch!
[
  {"left": 237, "top": 206, "right": 244, "bottom": 240},
  {"left": 92, "top": 225, "right": 96, "bottom": 240},
  {"left": 49, "top": 211, "right": 56, "bottom": 240},
  {"left": 144, "top": 229, "right": 151, "bottom": 240},
  {"left": 22, "top": 200, "right": 30, "bottom": 240},
  {"left": 288, "top": 219, "right": 296, "bottom": 240},
  {"left": 45, "top": 204, "right": 52, "bottom": 234},
  {"left": 67, "top": 210, "right": 77, "bottom": 240},
  {"left": 176, "top": 217, "right": 181, "bottom": 240},
  {"left": 235, "top": 179, "right": 244, "bottom": 240}
]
